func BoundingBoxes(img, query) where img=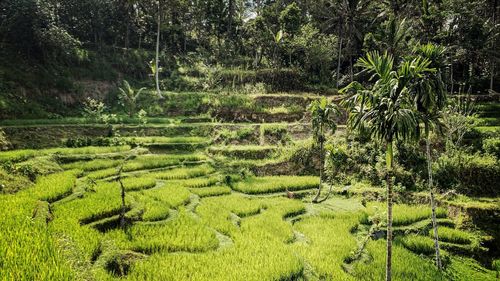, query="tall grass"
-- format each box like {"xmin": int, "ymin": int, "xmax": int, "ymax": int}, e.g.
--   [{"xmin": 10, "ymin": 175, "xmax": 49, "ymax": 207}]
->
[
  {"xmin": 0, "ymin": 193, "xmax": 75, "ymax": 280},
  {"xmin": 190, "ymin": 186, "xmax": 232, "ymax": 198},
  {"xmin": 367, "ymin": 203, "xmax": 447, "ymax": 226},
  {"xmin": 63, "ymin": 159, "xmax": 121, "ymax": 171},
  {"xmin": 139, "ymin": 183, "xmax": 191, "ymax": 221},
  {"xmin": 351, "ymin": 240, "xmax": 445, "ymax": 280},
  {"xmin": 150, "ymin": 164, "xmax": 215, "ymax": 180},
  {"xmin": 292, "ymin": 213, "xmax": 360, "ymax": 281},
  {"xmin": 232, "ymin": 176, "xmax": 319, "ymax": 194},
  {"xmin": 0, "ymin": 146, "xmax": 130, "ymax": 162},
  {"xmin": 399, "ymin": 235, "xmax": 435, "ymax": 255},
  {"xmin": 31, "ymin": 170, "xmax": 80, "ymax": 202},
  {"xmin": 430, "ymin": 227, "xmax": 473, "ymax": 245},
  {"xmin": 123, "ymin": 154, "xmax": 207, "ymax": 172},
  {"xmin": 122, "ymin": 208, "xmax": 218, "ymax": 254}
]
